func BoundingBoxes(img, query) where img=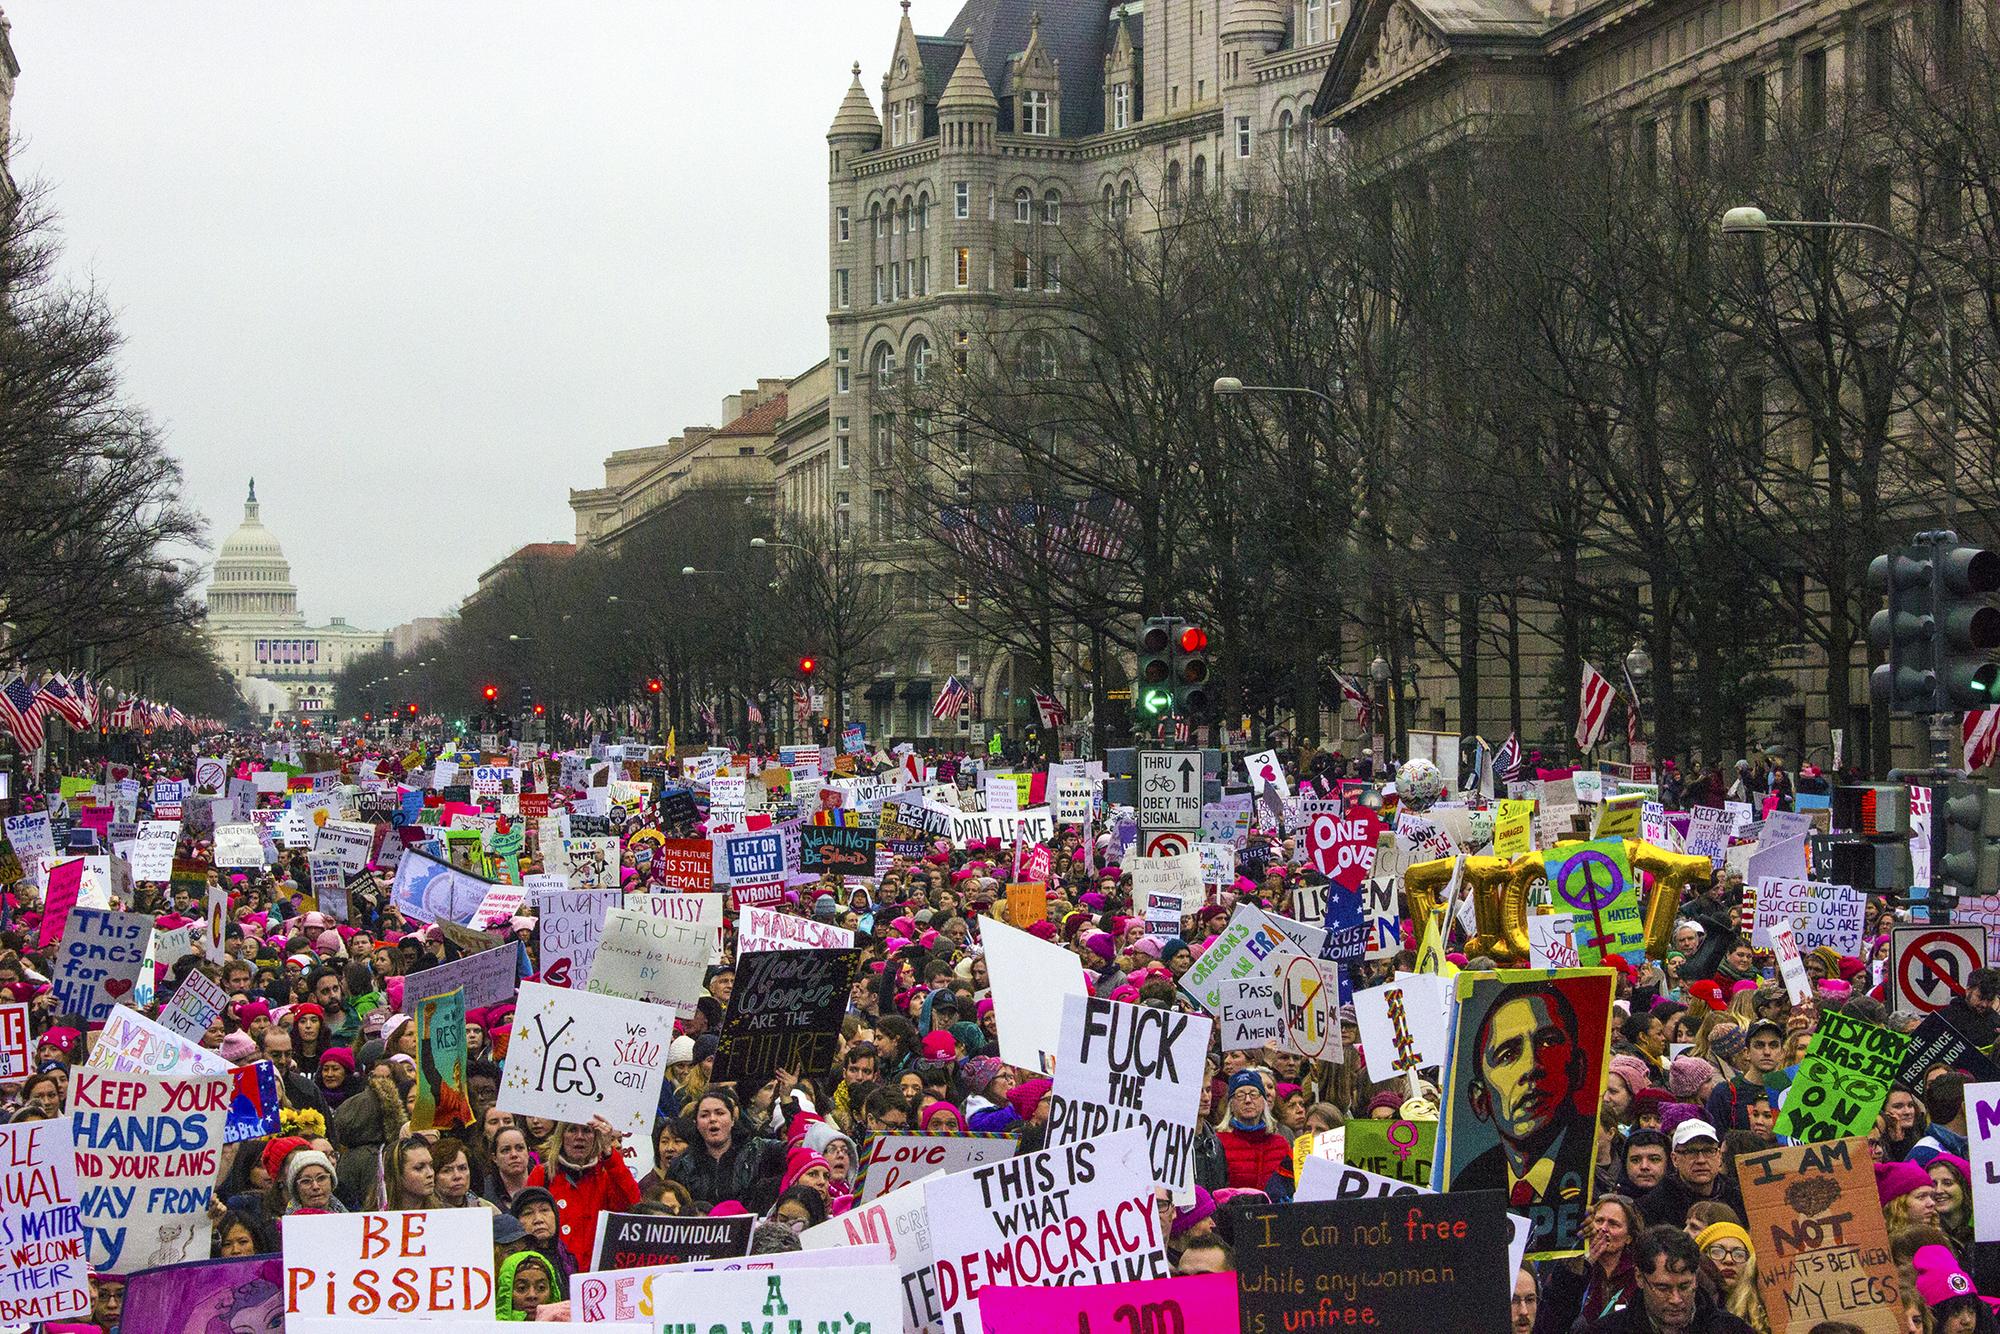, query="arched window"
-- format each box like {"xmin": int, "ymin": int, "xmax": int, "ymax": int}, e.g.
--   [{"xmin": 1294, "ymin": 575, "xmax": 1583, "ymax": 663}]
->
[
  {"xmin": 1165, "ymin": 161, "xmax": 1183, "ymax": 210},
  {"xmin": 1119, "ymin": 180, "xmax": 1133, "ymax": 221},
  {"xmin": 916, "ymin": 194, "xmax": 929, "ymax": 231},
  {"xmin": 871, "ymin": 203, "xmax": 884, "ymax": 238},
  {"xmin": 1192, "ymin": 156, "xmax": 1208, "ymax": 195},
  {"xmin": 872, "ymin": 342, "xmax": 898, "ymax": 386},
  {"xmin": 1103, "ymin": 184, "xmax": 1116, "ymax": 222},
  {"xmin": 1043, "ymin": 189, "xmax": 1062, "ymax": 224},
  {"xmin": 1279, "ymin": 110, "xmax": 1295, "ymax": 152},
  {"xmin": 1015, "ymin": 187, "xmax": 1033, "ymax": 223},
  {"xmin": 909, "ymin": 336, "xmax": 932, "ymax": 384}
]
